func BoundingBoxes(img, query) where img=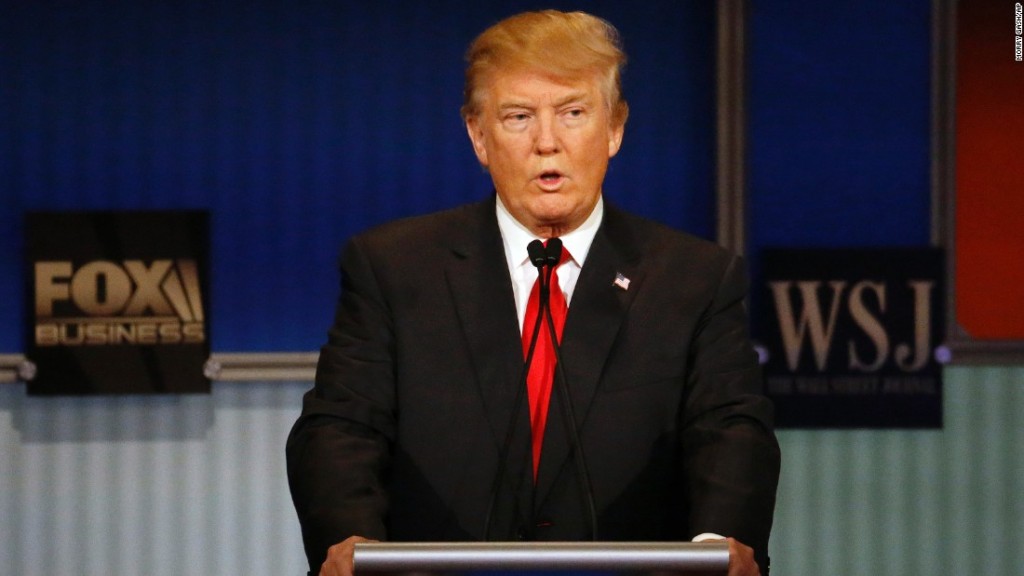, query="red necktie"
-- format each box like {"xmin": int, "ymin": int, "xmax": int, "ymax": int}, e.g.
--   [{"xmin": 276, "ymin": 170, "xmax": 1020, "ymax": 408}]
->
[{"xmin": 522, "ymin": 243, "xmax": 570, "ymax": 481}]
